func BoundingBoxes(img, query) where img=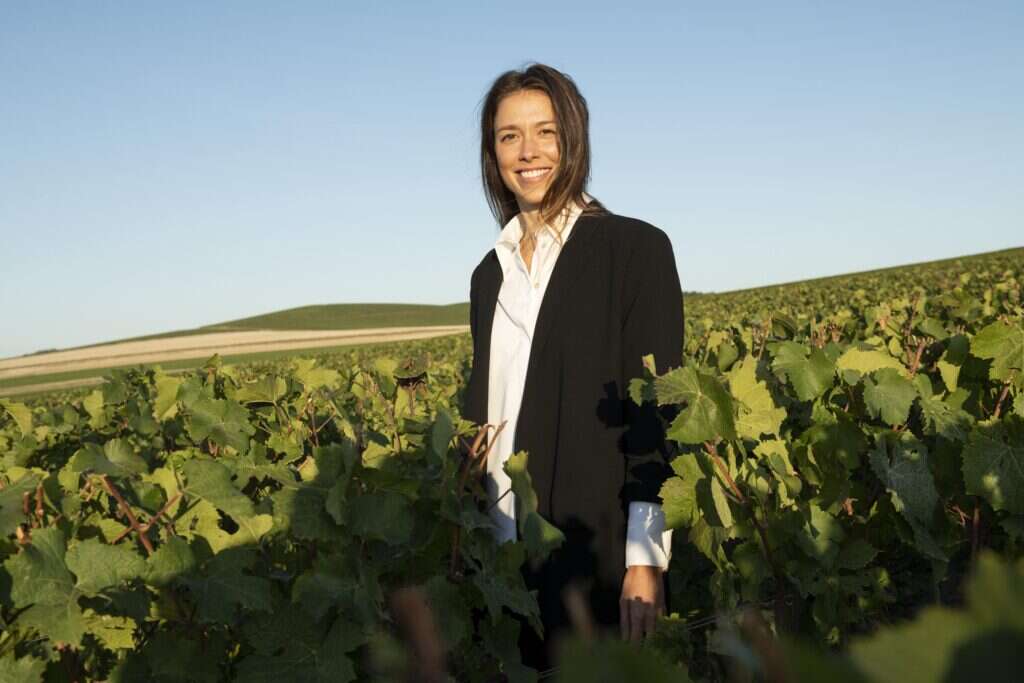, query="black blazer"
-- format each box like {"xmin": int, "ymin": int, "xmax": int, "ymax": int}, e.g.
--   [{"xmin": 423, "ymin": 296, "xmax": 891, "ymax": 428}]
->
[{"xmin": 461, "ymin": 210, "xmax": 685, "ymax": 588}]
